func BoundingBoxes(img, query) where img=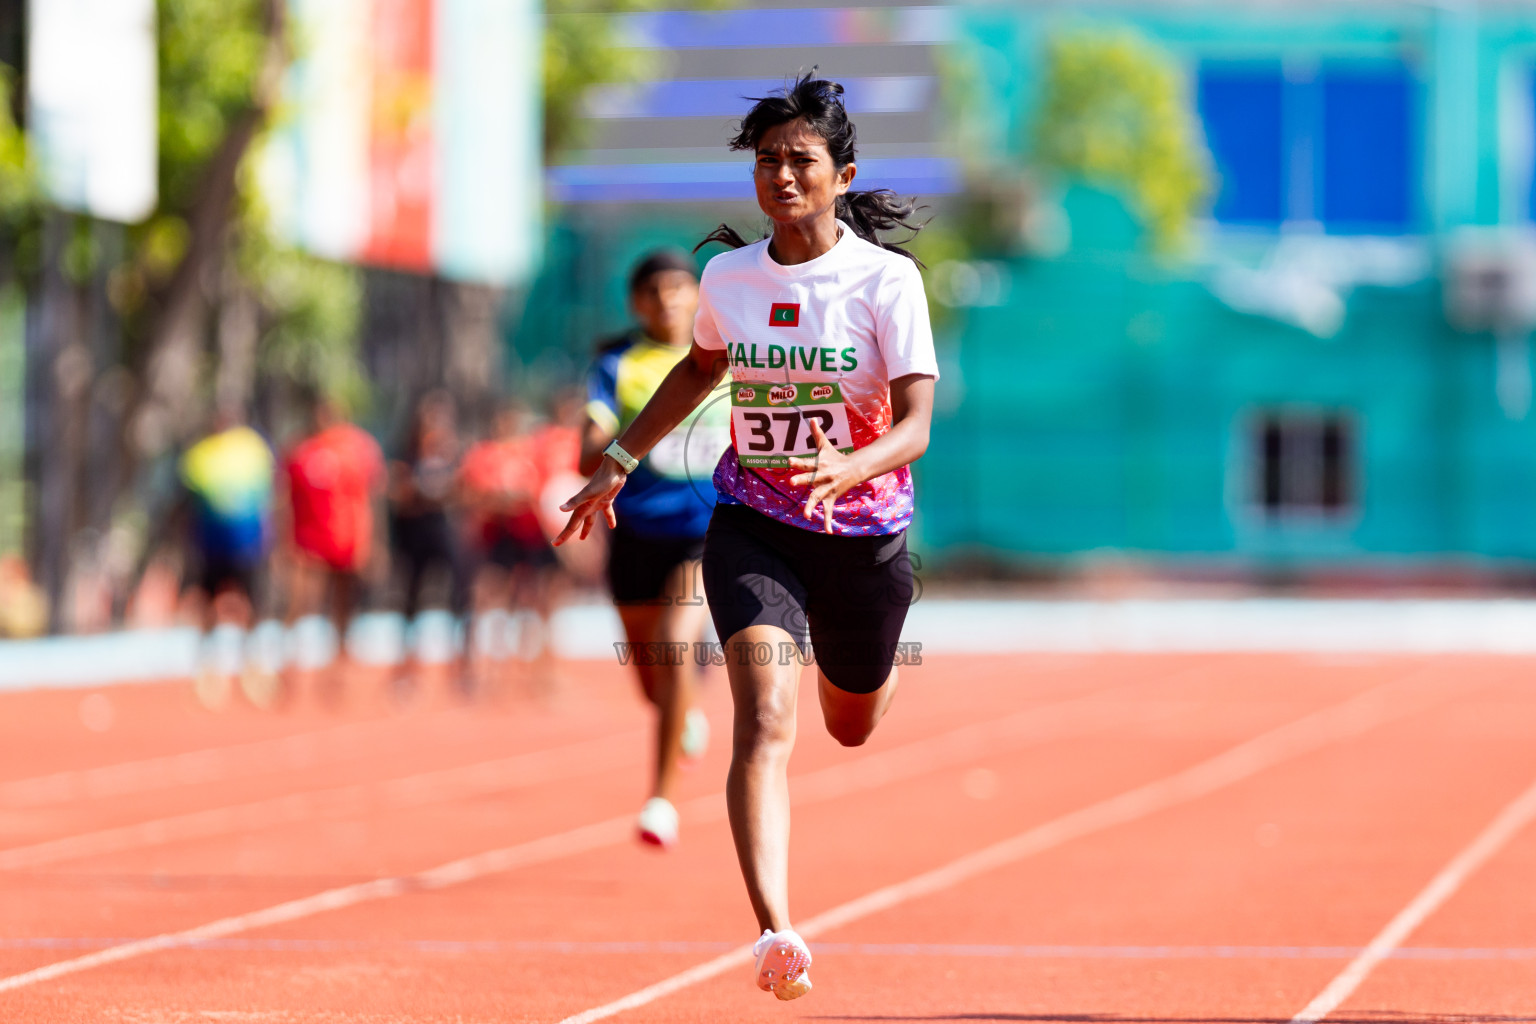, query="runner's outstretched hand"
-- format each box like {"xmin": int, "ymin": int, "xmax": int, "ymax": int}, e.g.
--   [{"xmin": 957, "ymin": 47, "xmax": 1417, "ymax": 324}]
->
[
  {"xmin": 555, "ymin": 459, "xmax": 625, "ymax": 544},
  {"xmin": 788, "ymin": 419, "xmax": 859, "ymax": 534}
]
